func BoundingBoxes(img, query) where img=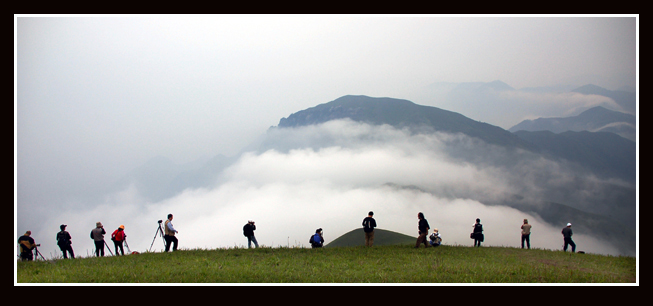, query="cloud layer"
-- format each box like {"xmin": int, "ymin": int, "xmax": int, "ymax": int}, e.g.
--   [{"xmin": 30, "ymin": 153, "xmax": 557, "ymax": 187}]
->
[{"xmin": 27, "ymin": 120, "xmax": 627, "ymax": 258}]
